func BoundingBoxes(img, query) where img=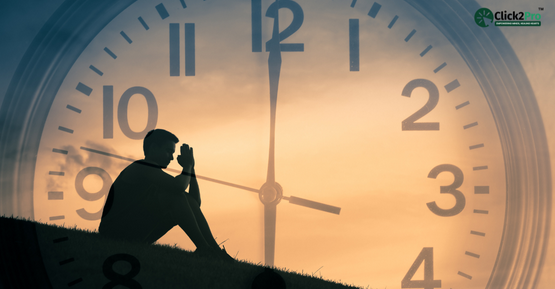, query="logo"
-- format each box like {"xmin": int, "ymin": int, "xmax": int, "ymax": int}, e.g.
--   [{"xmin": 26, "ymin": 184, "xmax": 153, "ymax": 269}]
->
[
  {"xmin": 475, "ymin": 8, "xmax": 542, "ymax": 27},
  {"xmin": 475, "ymin": 8, "xmax": 494, "ymax": 27}
]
